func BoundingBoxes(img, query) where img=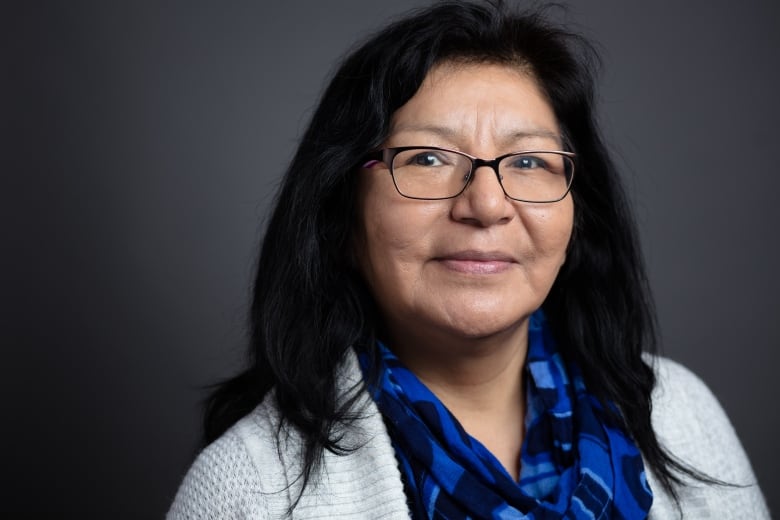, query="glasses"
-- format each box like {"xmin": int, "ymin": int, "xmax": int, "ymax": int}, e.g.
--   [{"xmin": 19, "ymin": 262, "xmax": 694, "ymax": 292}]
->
[{"xmin": 363, "ymin": 146, "xmax": 575, "ymax": 203}]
